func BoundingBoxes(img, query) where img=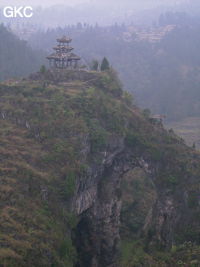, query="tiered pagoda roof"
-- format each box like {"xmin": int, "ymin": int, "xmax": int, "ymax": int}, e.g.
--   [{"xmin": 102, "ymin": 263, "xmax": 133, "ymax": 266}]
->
[
  {"xmin": 53, "ymin": 46, "xmax": 74, "ymax": 52},
  {"xmin": 46, "ymin": 52, "xmax": 81, "ymax": 61},
  {"xmin": 46, "ymin": 36, "xmax": 81, "ymax": 69},
  {"xmin": 56, "ymin": 36, "xmax": 72, "ymax": 43}
]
